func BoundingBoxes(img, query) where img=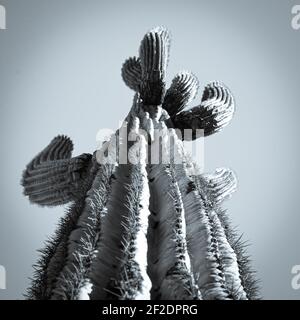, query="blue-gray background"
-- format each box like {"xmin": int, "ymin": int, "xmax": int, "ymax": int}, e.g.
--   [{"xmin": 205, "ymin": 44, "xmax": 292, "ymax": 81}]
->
[{"xmin": 0, "ymin": 0, "xmax": 299, "ymax": 299}]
